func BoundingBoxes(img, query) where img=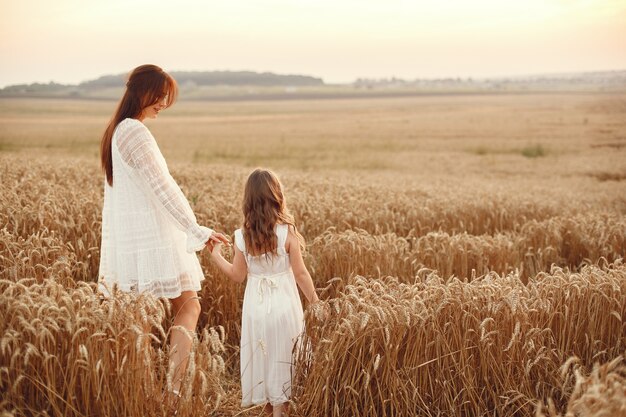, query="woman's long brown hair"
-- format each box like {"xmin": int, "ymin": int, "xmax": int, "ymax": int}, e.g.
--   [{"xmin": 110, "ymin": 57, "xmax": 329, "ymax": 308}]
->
[
  {"xmin": 100, "ymin": 64, "xmax": 178, "ymax": 186},
  {"xmin": 242, "ymin": 169, "xmax": 305, "ymax": 256}
]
